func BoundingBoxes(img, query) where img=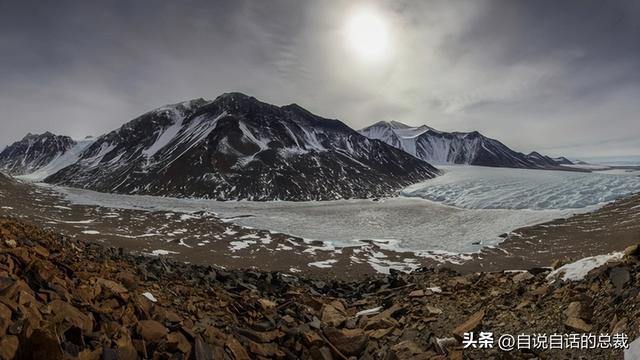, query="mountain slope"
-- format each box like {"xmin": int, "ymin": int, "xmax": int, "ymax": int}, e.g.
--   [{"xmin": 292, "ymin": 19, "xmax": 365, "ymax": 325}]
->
[
  {"xmin": 360, "ymin": 121, "xmax": 567, "ymax": 169},
  {"xmin": 0, "ymin": 132, "xmax": 82, "ymax": 176},
  {"xmin": 45, "ymin": 94, "xmax": 440, "ymax": 200}
]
